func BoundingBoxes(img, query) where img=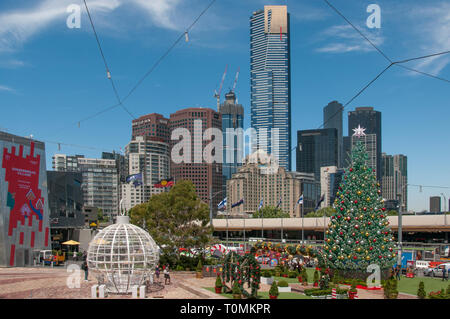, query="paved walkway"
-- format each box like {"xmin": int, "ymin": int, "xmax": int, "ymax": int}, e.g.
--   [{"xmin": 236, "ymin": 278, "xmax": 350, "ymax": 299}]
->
[
  {"xmin": 0, "ymin": 267, "xmax": 418, "ymax": 299},
  {"xmin": 0, "ymin": 267, "xmax": 224, "ymax": 299}
]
